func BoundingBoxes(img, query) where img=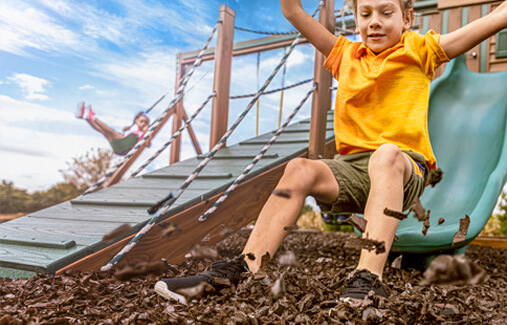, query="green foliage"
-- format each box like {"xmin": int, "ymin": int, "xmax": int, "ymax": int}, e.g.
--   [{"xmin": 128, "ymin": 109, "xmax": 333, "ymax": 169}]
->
[
  {"xmin": 497, "ymin": 190, "xmax": 507, "ymax": 236},
  {"xmin": 1, "ymin": 148, "xmax": 114, "ymax": 215},
  {"xmin": 0, "ymin": 180, "xmax": 81, "ymax": 214}
]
